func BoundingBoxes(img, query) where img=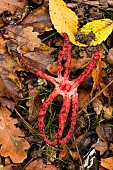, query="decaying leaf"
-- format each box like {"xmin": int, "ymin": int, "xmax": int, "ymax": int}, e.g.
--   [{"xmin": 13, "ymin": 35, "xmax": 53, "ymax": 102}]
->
[
  {"xmin": 107, "ymin": 48, "xmax": 113, "ymax": 65},
  {"xmin": 101, "ymin": 157, "xmax": 113, "ymax": 170},
  {"xmin": 19, "ymin": 44, "xmax": 55, "ymax": 72},
  {"xmin": 17, "ymin": 26, "xmax": 41, "ymax": 51},
  {"xmin": 25, "ymin": 158, "xmax": 59, "ymax": 170},
  {"xmin": 78, "ymin": 89, "xmax": 91, "ymax": 111},
  {"xmin": 22, "ymin": 5, "xmax": 52, "ymax": 33},
  {"xmin": 92, "ymin": 141, "xmax": 108, "ymax": 155},
  {"xmin": 47, "ymin": 62, "xmax": 57, "ymax": 75},
  {"xmin": 90, "ymin": 58, "xmax": 107, "ymax": 97},
  {"xmin": 49, "ymin": 0, "xmax": 85, "ymax": 46},
  {"xmin": 31, "ymin": 0, "xmax": 43, "ymax": 5},
  {"xmin": 0, "ymin": 0, "xmax": 27, "ymax": 14},
  {"xmin": 92, "ymin": 98, "xmax": 103, "ymax": 115},
  {"xmin": 0, "ymin": 54, "xmax": 23, "ymax": 101},
  {"xmin": 26, "ymin": 86, "xmax": 42, "ymax": 121},
  {"xmin": 59, "ymin": 144, "xmax": 70, "ymax": 160},
  {"xmin": 81, "ymin": 19, "xmax": 113, "ymax": 46},
  {"xmin": 96, "ymin": 124, "xmax": 113, "ymax": 143},
  {"xmin": 0, "ymin": 107, "xmax": 30, "ymax": 163},
  {"xmin": 103, "ymin": 105, "xmax": 113, "ymax": 120}
]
